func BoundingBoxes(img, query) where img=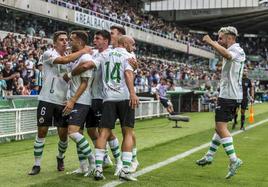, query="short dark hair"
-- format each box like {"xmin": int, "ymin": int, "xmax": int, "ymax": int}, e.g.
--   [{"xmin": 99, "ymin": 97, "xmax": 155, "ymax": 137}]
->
[
  {"xmin": 95, "ymin": 30, "xmax": 111, "ymax": 44},
  {"xmin": 110, "ymin": 25, "xmax": 126, "ymax": 35},
  {"xmin": 71, "ymin": 30, "xmax": 89, "ymax": 44},
  {"xmin": 53, "ymin": 31, "xmax": 67, "ymax": 43}
]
